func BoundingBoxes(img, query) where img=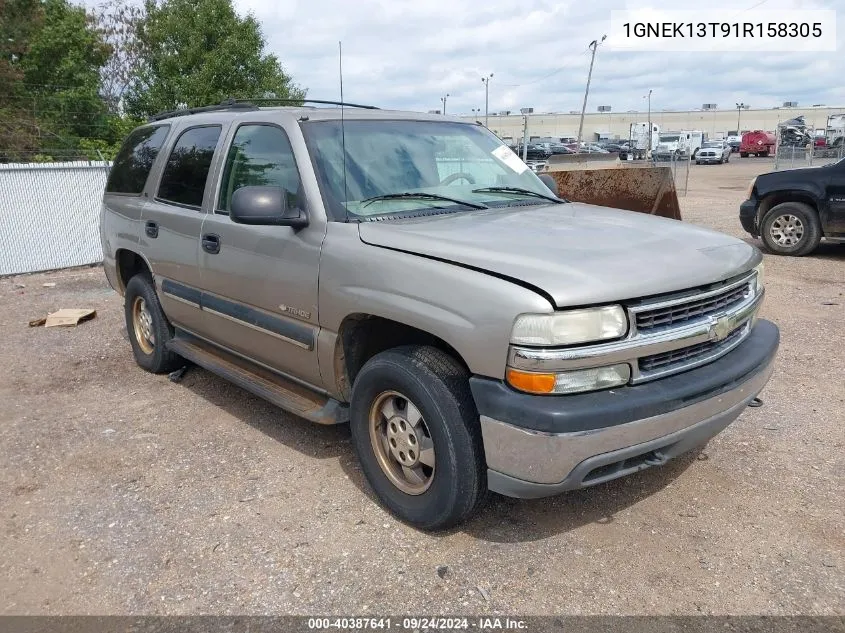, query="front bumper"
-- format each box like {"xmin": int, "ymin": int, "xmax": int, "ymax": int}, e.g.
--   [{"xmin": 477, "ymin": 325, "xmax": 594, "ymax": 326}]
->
[
  {"xmin": 740, "ymin": 197, "xmax": 759, "ymax": 236},
  {"xmin": 470, "ymin": 319, "xmax": 779, "ymax": 498}
]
